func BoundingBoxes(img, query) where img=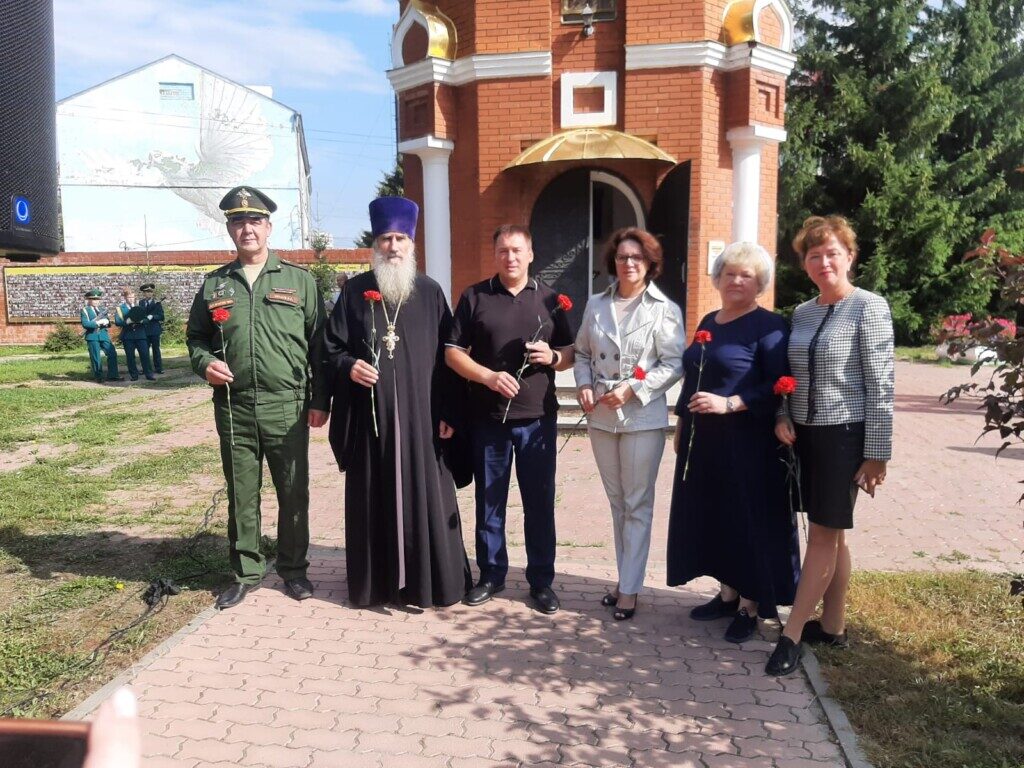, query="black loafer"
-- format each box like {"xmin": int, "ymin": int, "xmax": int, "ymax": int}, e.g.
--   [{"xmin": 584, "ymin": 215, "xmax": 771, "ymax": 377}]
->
[
  {"xmin": 690, "ymin": 594, "xmax": 740, "ymax": 621},
  {"xmin": 463, "ymin": 580, "xmax": 505, "ymax": 606},
  {"xmin": 801, "ymin": 619, "xmax": 849, "ymax": 648},
  {"xmin": 284, "ymin": 577, "xmax": 314, "ymax": 601},
  {"xmin": 724, "ymin": 608, "xmax": 759, "ymax": 643},
  {"xmin": 765, "ymin": 636, "xmax": 803, "ymax": 676},
  {"xmin": 215, "ymin": 583, "xmax": 257, "ymax": 610},
  {"xmin": 529, "ymin": 586, "xmax": 560, "ymax": 614}
]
